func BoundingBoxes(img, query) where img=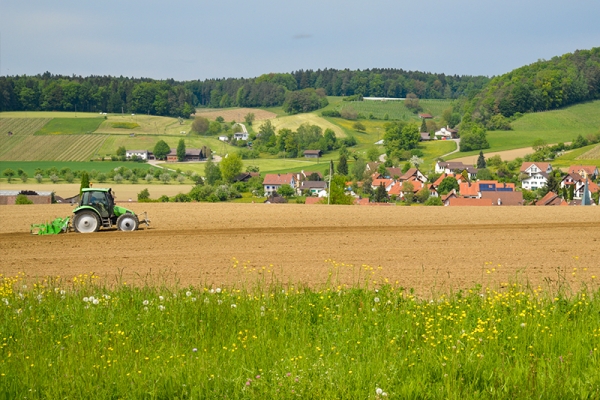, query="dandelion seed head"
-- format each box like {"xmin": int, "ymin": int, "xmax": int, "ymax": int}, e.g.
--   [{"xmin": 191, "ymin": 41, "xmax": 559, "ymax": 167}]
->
[
  {"xmin": 186, "ymin": 291, "xmax": 192, "ymax": 297},
  {"xmin": 142, "ymin": 300, "xmax": 149, "ymax": 306}
]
